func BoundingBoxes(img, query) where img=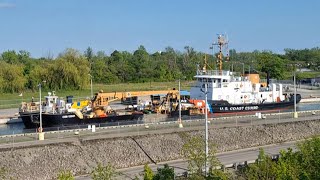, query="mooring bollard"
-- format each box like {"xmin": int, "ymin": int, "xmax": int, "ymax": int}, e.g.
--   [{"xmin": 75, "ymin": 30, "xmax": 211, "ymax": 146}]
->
[{"xmin": 258, "ymin": 112, "xmax": 262, "ymax": 119}]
